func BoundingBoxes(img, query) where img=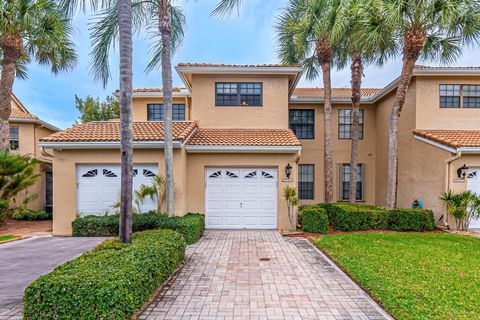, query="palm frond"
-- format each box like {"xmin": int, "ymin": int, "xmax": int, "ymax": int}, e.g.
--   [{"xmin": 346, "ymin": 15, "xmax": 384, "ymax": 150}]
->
[{"xmin": 211, "ymin": 0, "xmax": 242, "ymax": 18}]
